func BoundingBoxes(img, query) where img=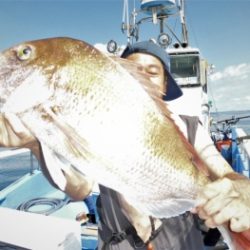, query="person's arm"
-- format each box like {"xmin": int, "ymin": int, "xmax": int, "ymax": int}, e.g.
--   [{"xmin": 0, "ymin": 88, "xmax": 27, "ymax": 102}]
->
[
  {"xmin": 0, "ymin": 113, "xmax": 94, "ymax": 200},
  {"xmin": 195, "ymin": 172, "xmax": 250, "ymax": 232},
  {"xmin": 194, "ymin": 124, "xmax": 250, "ymax": 232},
  {"xmin": 194, "ymin": 123, "xmax": 234, "ymax": 179}
]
